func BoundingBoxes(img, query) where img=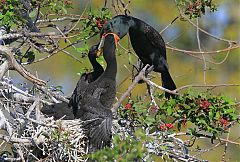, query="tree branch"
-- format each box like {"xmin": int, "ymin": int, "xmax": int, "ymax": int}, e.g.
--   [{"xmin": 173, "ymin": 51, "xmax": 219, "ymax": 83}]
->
[
  {"xmin": 175, "ymin": 84, "xmax": 240, "ymax": 92},
  {"xmin": 0, "ymin": 45, "xmax": 46, "ymax": 85}
]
